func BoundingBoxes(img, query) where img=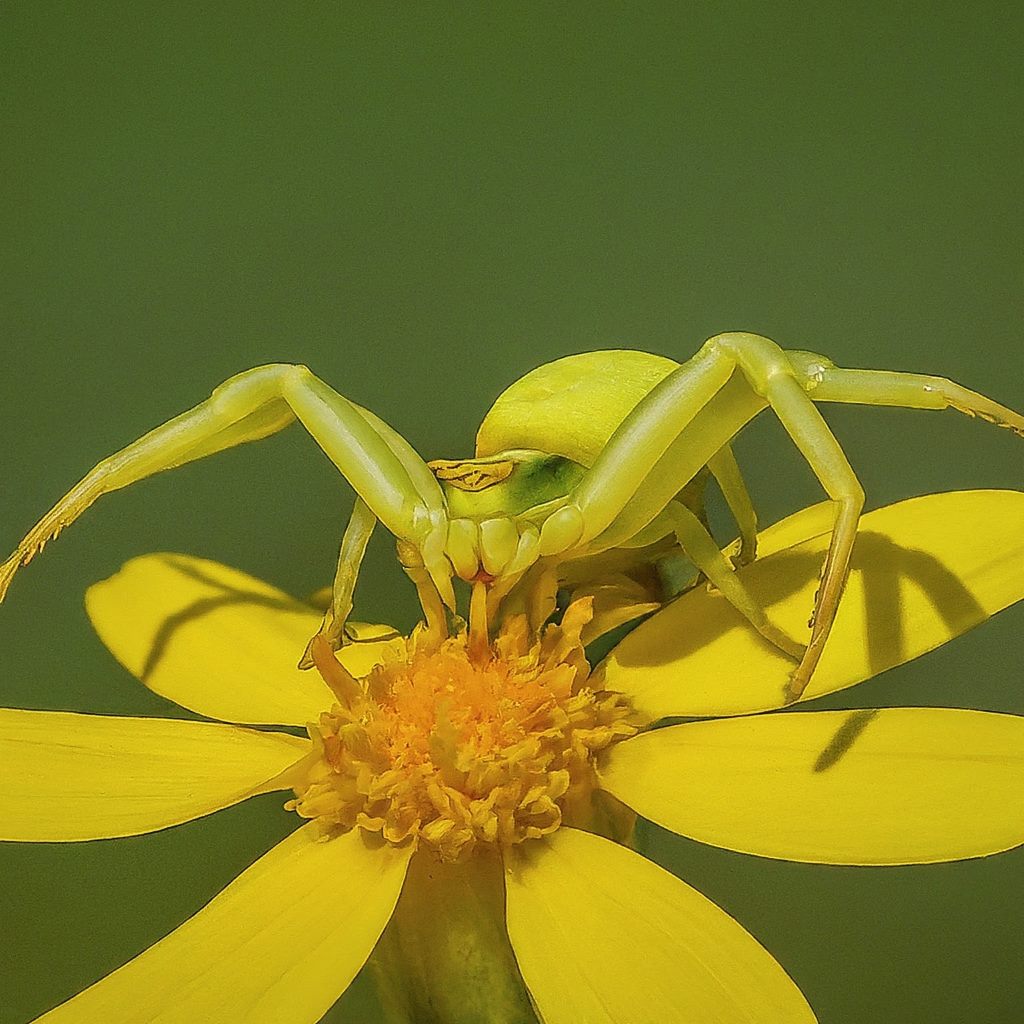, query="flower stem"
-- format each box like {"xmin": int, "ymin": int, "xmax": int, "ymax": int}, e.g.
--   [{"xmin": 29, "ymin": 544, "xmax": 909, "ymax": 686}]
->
[{"xmin": 368, "ymin": 848, "xmax": 540, "ymax": 1024}]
